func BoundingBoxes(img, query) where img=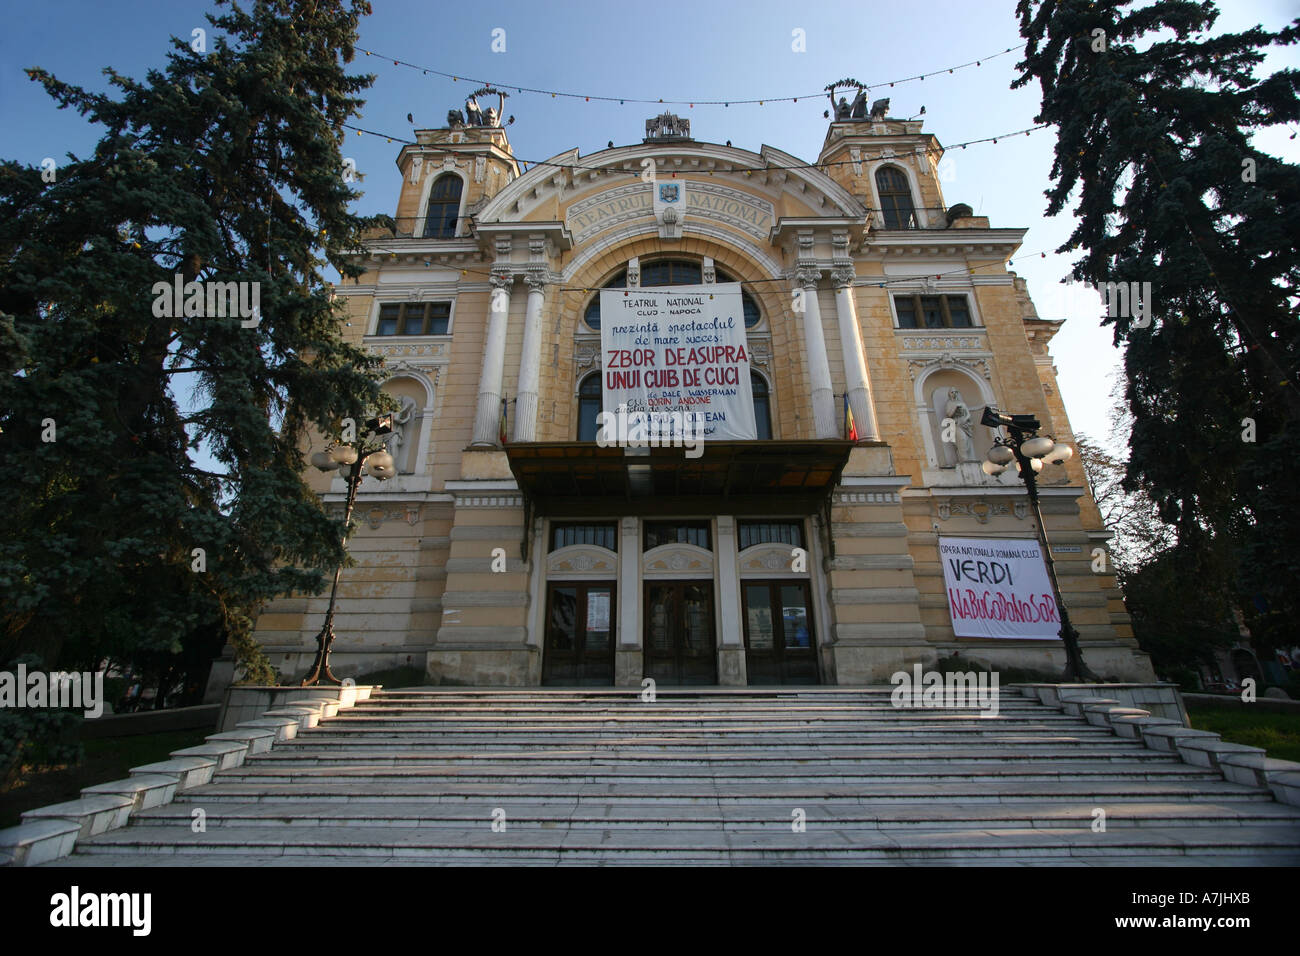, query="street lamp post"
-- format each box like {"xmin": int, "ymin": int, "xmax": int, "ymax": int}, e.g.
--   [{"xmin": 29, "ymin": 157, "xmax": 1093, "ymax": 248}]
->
[
  {"xmin": 300, "ymin": 415, "xmax": 396, "ymax": 686},
  {"xmin": 979, "ymin": 407, "xmax": 1097, "ymax": 683}
]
